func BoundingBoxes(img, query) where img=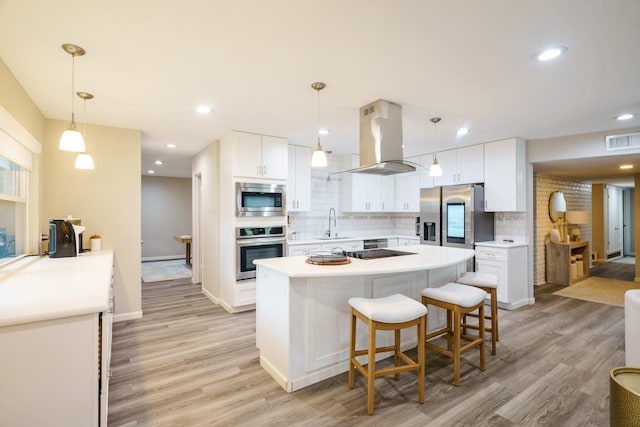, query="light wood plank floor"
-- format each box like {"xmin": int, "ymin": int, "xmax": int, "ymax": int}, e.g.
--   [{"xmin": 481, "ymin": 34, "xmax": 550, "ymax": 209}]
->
[{"xmin": 108, "ymin": 279, "xmax": 624, "ymax": 426}]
